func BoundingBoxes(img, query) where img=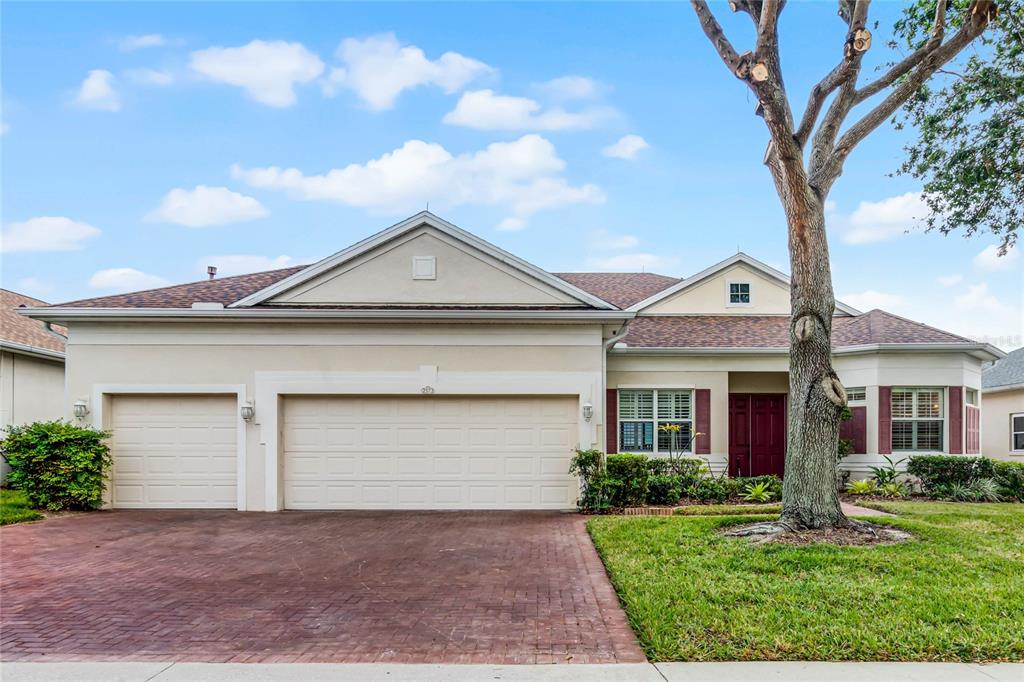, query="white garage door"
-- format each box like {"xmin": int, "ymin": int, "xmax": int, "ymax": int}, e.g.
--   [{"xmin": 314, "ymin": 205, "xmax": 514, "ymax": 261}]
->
[
  {"xmin": 283, "ymin": 395, "xmax": 578, "ymax": 509},
  {"xmin": 109, "ymin": 395, "xmax": 237, "ymax": 508}
]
